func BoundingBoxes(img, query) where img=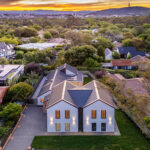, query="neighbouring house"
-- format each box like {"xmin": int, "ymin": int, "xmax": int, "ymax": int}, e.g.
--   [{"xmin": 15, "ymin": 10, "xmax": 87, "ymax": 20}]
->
[
  {"xmin": 92, "ymin": 29, "xmax": 99, "ymax": 35},
  {"xmin": 111, "ymin": 60, "xmax": 133, "ymax": 70},
  {"xmin": 117, "ymin": 47, "xmax": 146, "ymax": 59},
  {"xmin": 106, "ymin": 73, "xmax": 149, "ymax": 96},
  {"xmin": 0, "ymin": 86, "xmax": 9, "ymax": 104},
  {"xmin": 113, "ymin": 41, "xmax": 122, "ymax": 50},
  {"xmin": 46, "ymin": 80, "xmax": 116, "ymax": 133},
  {"xmin": 32, "ymin": 64, "xmax": 83, "ymax": 106},
  {"xmin": 105, "ymin": 48, "xmax": 112, "ymax": 60},
  {"xmin": 0, "ymin": 65, "xmax": 24, "ymax": 85},
  {"xmin": 0, "ymin": 42, "xmax": 15, "ymax": 59},
  {"xmin": 130, "ymin": 55, "xmax": 150, "ymax": 63},
  {"xmin": 103, "ymin": 60, "xmax": 134, "ymax": 70},
  {"xmin": 18, "ymin": 42, "xmax": 62, "ymax": 50}
]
